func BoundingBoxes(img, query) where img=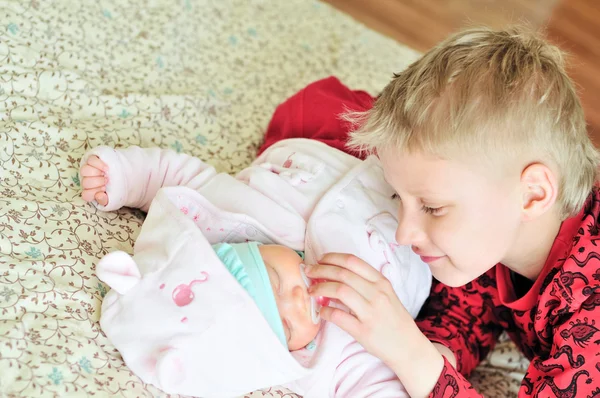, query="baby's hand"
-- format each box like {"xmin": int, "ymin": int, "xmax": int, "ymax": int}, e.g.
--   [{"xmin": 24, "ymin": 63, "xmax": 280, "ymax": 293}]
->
[{"xmin": 81, "ymin": 155, "xmax": 110, "ymax": 206}]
